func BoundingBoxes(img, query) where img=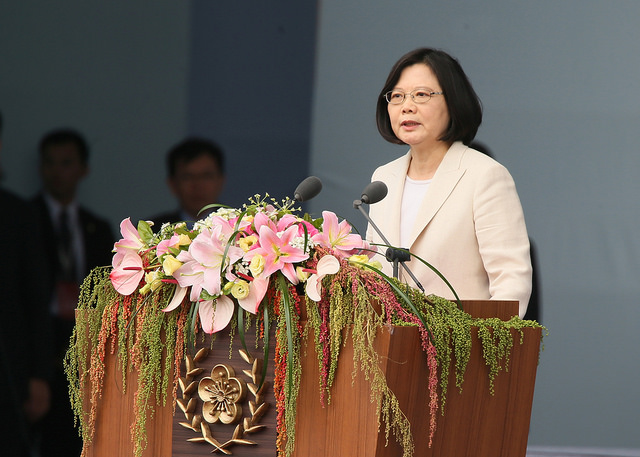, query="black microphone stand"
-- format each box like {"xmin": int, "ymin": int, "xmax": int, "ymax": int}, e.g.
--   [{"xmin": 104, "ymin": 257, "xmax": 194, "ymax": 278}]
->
[{"xmin": 353, "ymin": 199, "xmax": 425, "ymax": 293}]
